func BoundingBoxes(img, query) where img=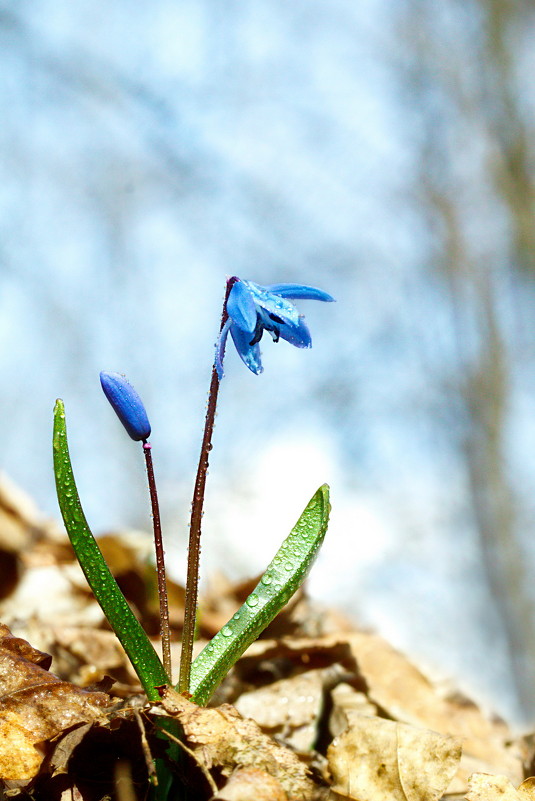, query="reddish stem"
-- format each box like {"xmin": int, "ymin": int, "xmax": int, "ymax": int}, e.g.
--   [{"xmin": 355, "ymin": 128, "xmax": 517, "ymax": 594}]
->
[
  {"xmin": 143, "ymin": 441, "xmax": 172, "ymax": 680},
  {"xmin": 178, "ymin": 277, "xmax": 238, "ymax": 694}
]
